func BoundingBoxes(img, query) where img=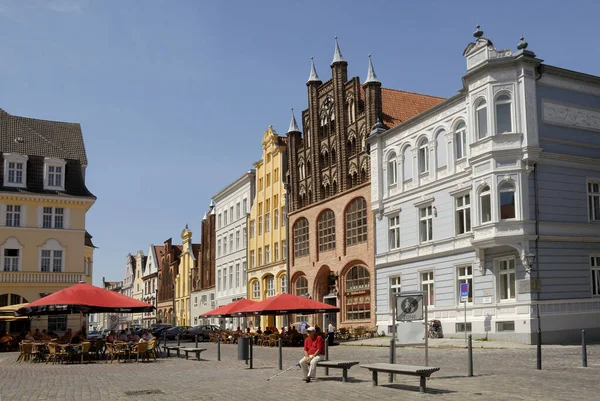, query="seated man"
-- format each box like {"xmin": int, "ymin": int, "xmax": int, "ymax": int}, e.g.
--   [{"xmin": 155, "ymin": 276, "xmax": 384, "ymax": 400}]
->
[
  {"xmin": 0, "ymin": 332, "xmax": 13, "ymax": 350},
  {"xmin": 141, "ymin": 330, "xmax": 153, "ymax": 342},
  {"xmin": 24, "ymin": 331, "xmax": 35, "ymax": 341},
  {"xmin": 299, "ymin": 327, "xmax": 324, "ymax": 383}
]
